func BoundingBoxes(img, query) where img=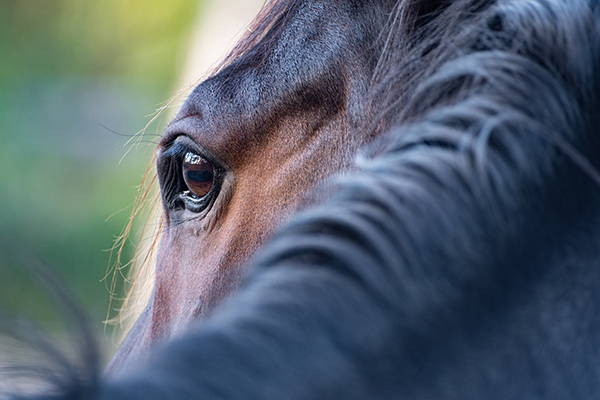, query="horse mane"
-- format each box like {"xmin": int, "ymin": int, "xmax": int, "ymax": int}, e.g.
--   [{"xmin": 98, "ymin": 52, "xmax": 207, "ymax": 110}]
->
[{"xmin": 13, "ymin": 0, "xmax": 600, "ymax": 397}]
